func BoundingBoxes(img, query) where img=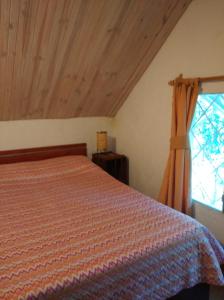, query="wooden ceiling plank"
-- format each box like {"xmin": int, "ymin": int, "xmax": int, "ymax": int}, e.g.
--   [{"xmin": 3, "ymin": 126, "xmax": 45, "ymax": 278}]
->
[
  {"xmin": 81, "ymin": 0, "xmax": 155, "ymax": 116},
  {"xmin": 87, "ymin": 0, "xmax": 190, "ymax": 117},
  {"xmin": 10, "ymin": 0, "xmax": 36, "ymax": 120},
  {"xmin": 17, "ymin": 0, "xmax": 41, "ymax": 119},
  {"xmin": 44, "ymin": 0, "xmax": 91, "ymax": 118},
  {"xmin": 64, "ymin": 0, "xmax": 131, "ymax": 118},
  {"xmin": 4, "ymin": 0, "xmax": 21, "ymax": 119},
  {"xmin": 9, "ymin": 0, "xmax": 27, "ymax": 120},
  {"xmin": 0, "ymin": 0, "xmax": 12, "ymax": 120},
  {"xmin": 38, "ymin": 0, "xmax": 80, "ymax": 118},
  {"xmin": 46, "ymin": 0, "xmax": 123, "ymax": 118},
  {"xmin": 109, "ymin": 0, "xmax": 192, "ymax": 116},
  {"xmin": 23, "ymin": 0, "xmax": 50, "ymax": 119},
  {"xmin": 0, "ymin": 0, "xmax": 192, "ymax": 120}
]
